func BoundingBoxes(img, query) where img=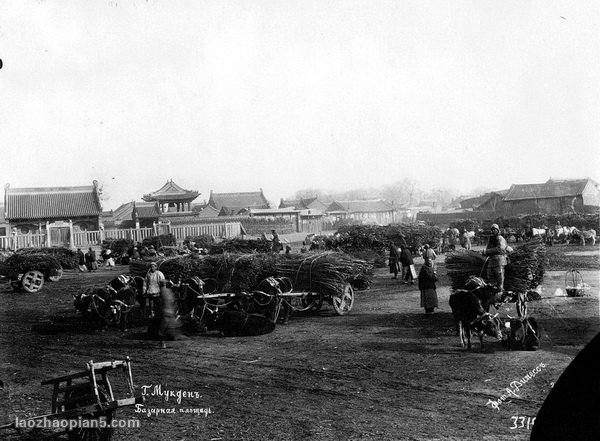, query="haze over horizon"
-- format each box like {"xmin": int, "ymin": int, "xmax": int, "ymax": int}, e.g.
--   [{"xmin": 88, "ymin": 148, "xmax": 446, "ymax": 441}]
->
[{"xmin": 1, "ymin": 1, "xmax": 598, "ymax": 211}]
